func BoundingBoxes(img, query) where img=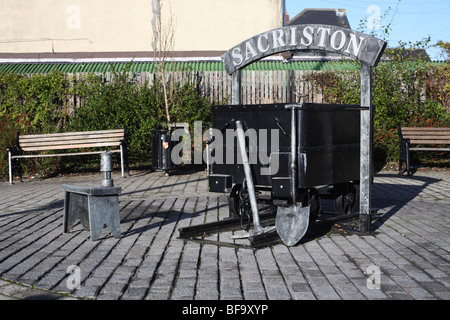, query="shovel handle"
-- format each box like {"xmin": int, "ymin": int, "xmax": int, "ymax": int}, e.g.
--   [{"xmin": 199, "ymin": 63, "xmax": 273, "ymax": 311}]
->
[
  {"xmin": 285, "ymin": 104, "xmax": 302, "ymax": 205},
  {"xmin": 290, "ymin": 106, "xmax": 297, "ymax": 205}
]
